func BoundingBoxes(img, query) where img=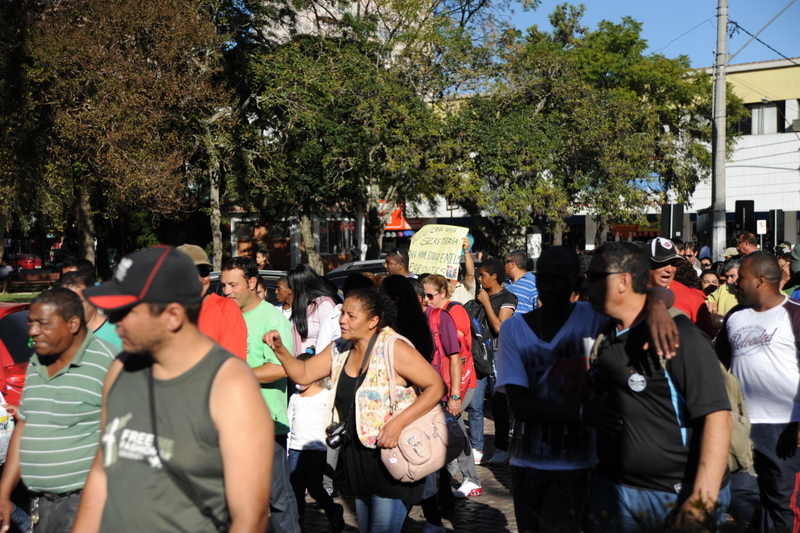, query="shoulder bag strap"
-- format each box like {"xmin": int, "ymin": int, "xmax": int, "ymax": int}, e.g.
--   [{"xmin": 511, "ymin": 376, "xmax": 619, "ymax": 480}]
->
[{"xmin": 148, "ymin": 366, "xmax": 228, "ymax": 533}]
